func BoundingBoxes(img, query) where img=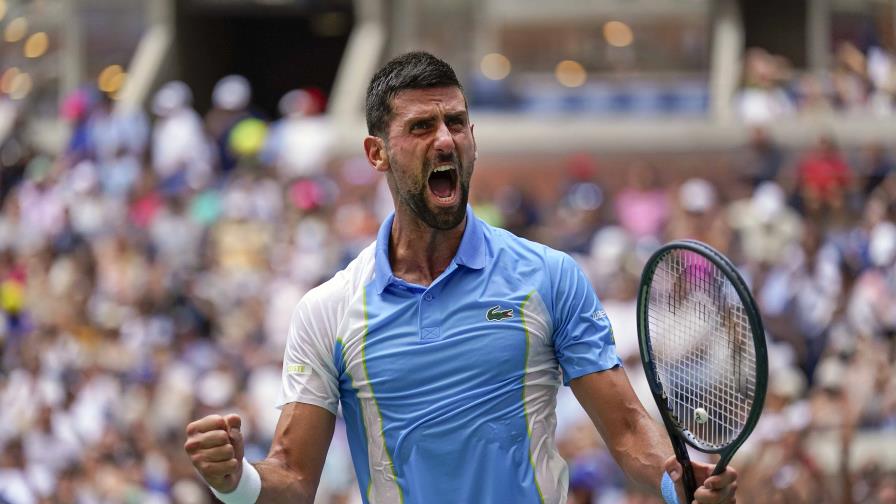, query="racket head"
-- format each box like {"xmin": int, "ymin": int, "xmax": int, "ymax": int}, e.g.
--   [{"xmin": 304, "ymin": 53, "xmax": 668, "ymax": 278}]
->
[{"xmin": 637, "ymin": 239, "xmax": 768, "ymax": 455}]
